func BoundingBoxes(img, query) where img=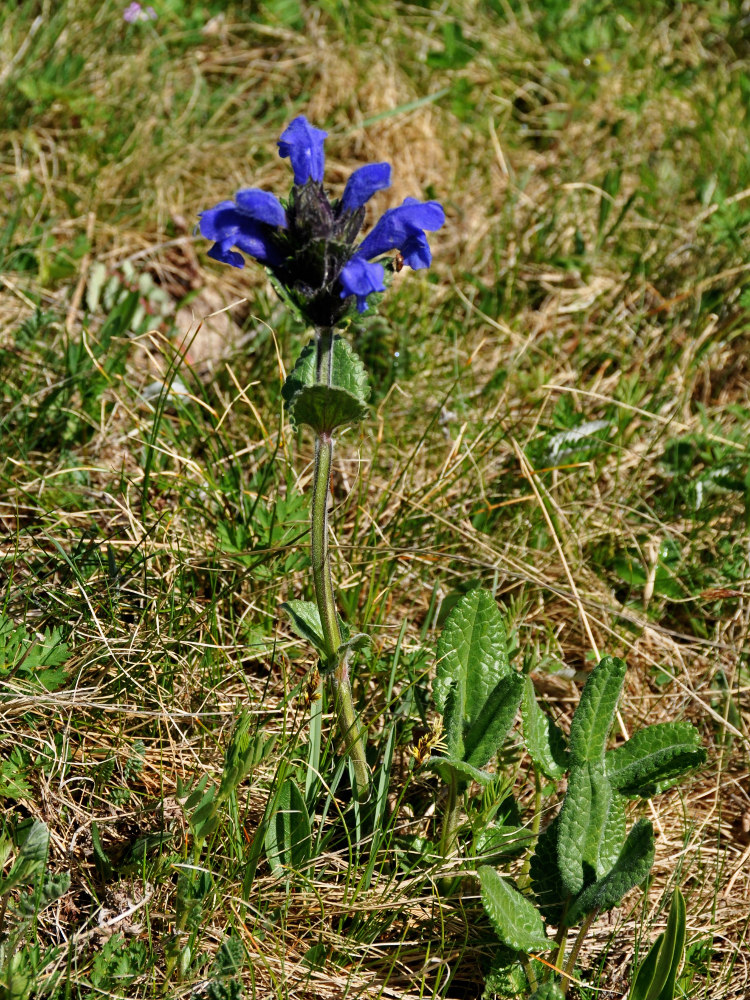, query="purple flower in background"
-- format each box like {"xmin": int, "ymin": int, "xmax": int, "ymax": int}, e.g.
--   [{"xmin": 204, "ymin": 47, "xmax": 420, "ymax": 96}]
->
[
  {"xmin": 124, "ymin": 2, "xmax": 156, "ymax": 22},
  {"xmin": 198, "ymin": 115, "xmax": 445, "ymax": 325}
]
